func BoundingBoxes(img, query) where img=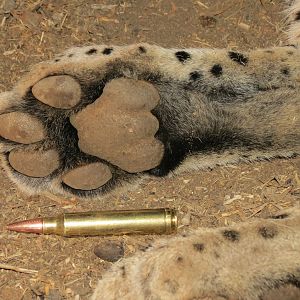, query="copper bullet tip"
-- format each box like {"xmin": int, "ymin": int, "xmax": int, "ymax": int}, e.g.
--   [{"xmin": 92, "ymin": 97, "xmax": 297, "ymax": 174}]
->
[{"xmin": 7, "ymin": 218, "xmax": 43, "ymax": 234}]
